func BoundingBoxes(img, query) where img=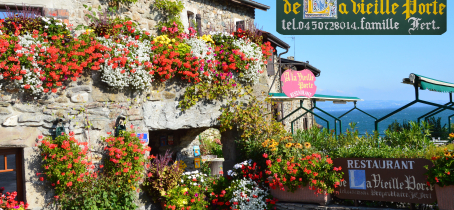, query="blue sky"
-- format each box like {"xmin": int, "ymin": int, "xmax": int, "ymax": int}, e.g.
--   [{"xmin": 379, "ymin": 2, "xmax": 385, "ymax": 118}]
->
[{"xmin": 255, "ymin": 1, "xmax": 453, "ymax": 102}]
